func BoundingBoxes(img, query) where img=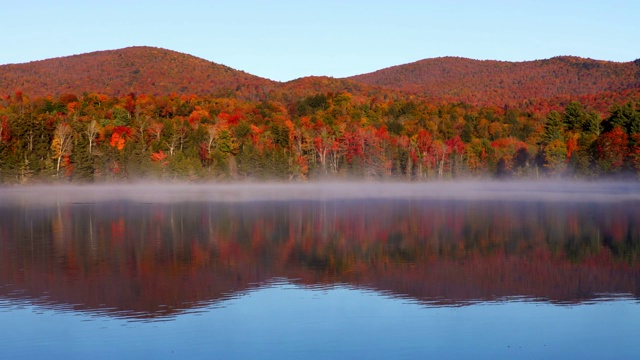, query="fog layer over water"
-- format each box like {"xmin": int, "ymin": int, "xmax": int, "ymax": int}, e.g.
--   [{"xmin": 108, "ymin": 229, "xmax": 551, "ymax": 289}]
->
[{"xmin": 1, "ymin": 180, "xmax": 639, "ymax": 204}]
